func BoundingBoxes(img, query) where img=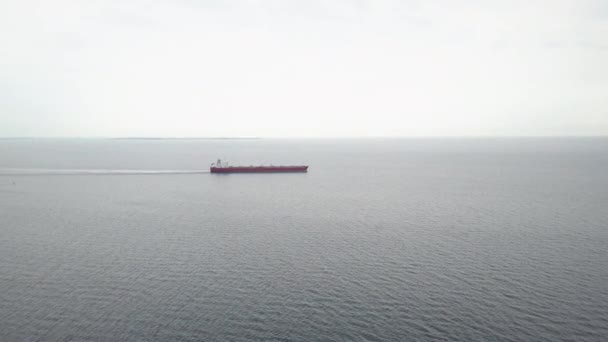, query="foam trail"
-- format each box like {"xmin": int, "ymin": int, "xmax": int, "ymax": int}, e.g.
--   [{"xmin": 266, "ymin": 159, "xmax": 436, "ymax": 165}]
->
[{"xmin": 0, "ymin": 168, "xmax": 209, "ymax": 176}]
